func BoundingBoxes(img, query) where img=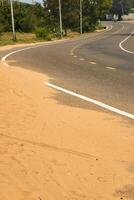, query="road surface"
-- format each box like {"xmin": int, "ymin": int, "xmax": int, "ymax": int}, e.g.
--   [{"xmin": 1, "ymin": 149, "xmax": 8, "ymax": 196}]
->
[
  {"xmin": 0, "ymin": 21, "xmax": 134, "ymax": 200},
  {"xmin": 2, "ymin": 21, "xmax": 134, "ymax": 119}
]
